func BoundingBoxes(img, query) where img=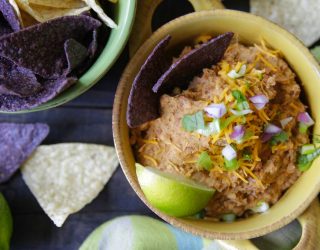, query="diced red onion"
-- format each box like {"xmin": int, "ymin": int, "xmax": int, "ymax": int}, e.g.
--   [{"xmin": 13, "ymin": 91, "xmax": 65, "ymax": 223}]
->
[
  {"xmin": 298, "ymin": 112, "xmax": 314, "ymax": 126},
  {"xmin": 265, "ymin": 123, "xmax": 282, "ymax": 134},
  {"xmin": 230, "ymin": 125, "xmax": 245, "ymax": 141},
  {"xmin": 280, "ymin": 117, "xmax": 293, "ymax": 128},
  {"xmin": 222, "ymin": 145, "xmax": 237, "ymax": 161},
  {"xmin": 261, "ymin": 132, "xmax": 273, "ymax": 143},
  {"xmin": 230, "ymin": 109, "xmax": 253, "ymax": 116},
  {"xmin": 249, "ymin": 94, "xmax": 269, "ymax": 110},
  {"xmin": 204, "ymin": 103, "xmax": 227, "ymax": 119}
]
